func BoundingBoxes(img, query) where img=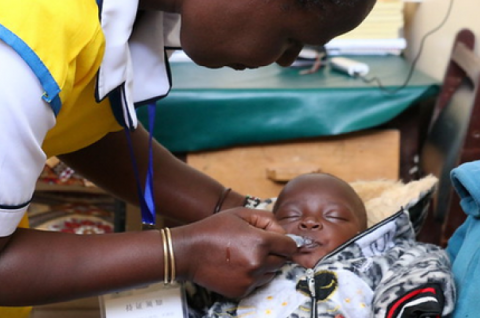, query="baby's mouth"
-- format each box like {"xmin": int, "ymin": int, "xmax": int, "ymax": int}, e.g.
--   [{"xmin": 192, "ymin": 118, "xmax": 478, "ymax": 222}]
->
[
  {"xmin": 301, "ymin": 237, "xmax": 315, "ymax": 246},
  {"xmin": 286, "ymin": 234, "xmax": 319, "ymax": 249},
  {"xmin": 299, "ymin": 239, "xmax": 321, "ymax": 251},
  {"xmin": 286, "ymin": 234, "xmax": 314, "ymax": 247}
]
